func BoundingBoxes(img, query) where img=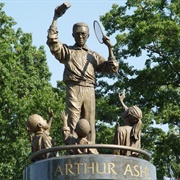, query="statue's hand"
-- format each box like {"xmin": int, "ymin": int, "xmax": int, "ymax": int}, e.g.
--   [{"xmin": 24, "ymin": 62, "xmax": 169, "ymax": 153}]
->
[
  {"xmin": 47, "ymin": 107, "xmax": 53, "ymax": 118},
  {"xmin": 119, "ymin": 89, "xmax": 126, "ymax": 102},
  {"xmin": 61, "ymin": 111, "xmax": 68, "ymax": 123},
  {"xmin": 103, "ymin": 36, "xmax": 113, "ymax": 48}
]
